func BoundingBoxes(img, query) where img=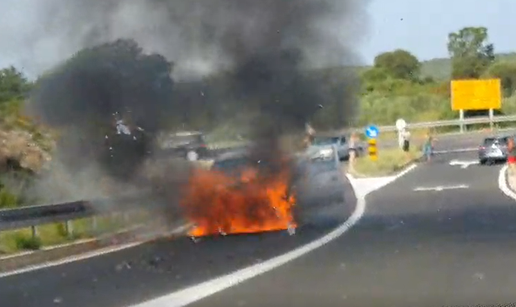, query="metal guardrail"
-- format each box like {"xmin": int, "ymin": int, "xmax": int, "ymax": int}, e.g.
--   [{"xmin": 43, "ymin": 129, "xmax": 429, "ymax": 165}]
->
[
  {"xmin": 207, "ymin": 115, "xmax": 516, "ymax": 149},
  {"xmin": 0, "ymin": 201, "xmax": 92, "ymax": 232},
  {"xmin": 366, "ymin": 115, "xmax": 516, "ymax": 133},
  {"xmin": 0, "ymin": 193, "xmax": 170, "ymax": 239}
]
